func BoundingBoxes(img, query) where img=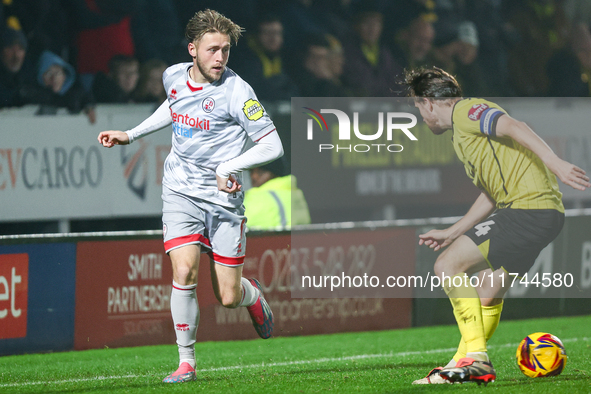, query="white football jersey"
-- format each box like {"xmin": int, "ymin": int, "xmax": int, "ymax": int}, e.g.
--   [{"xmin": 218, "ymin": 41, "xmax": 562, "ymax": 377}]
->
[{"xmin": 161, "ymin": 63, "xmax": 276, "ymax": 207}]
